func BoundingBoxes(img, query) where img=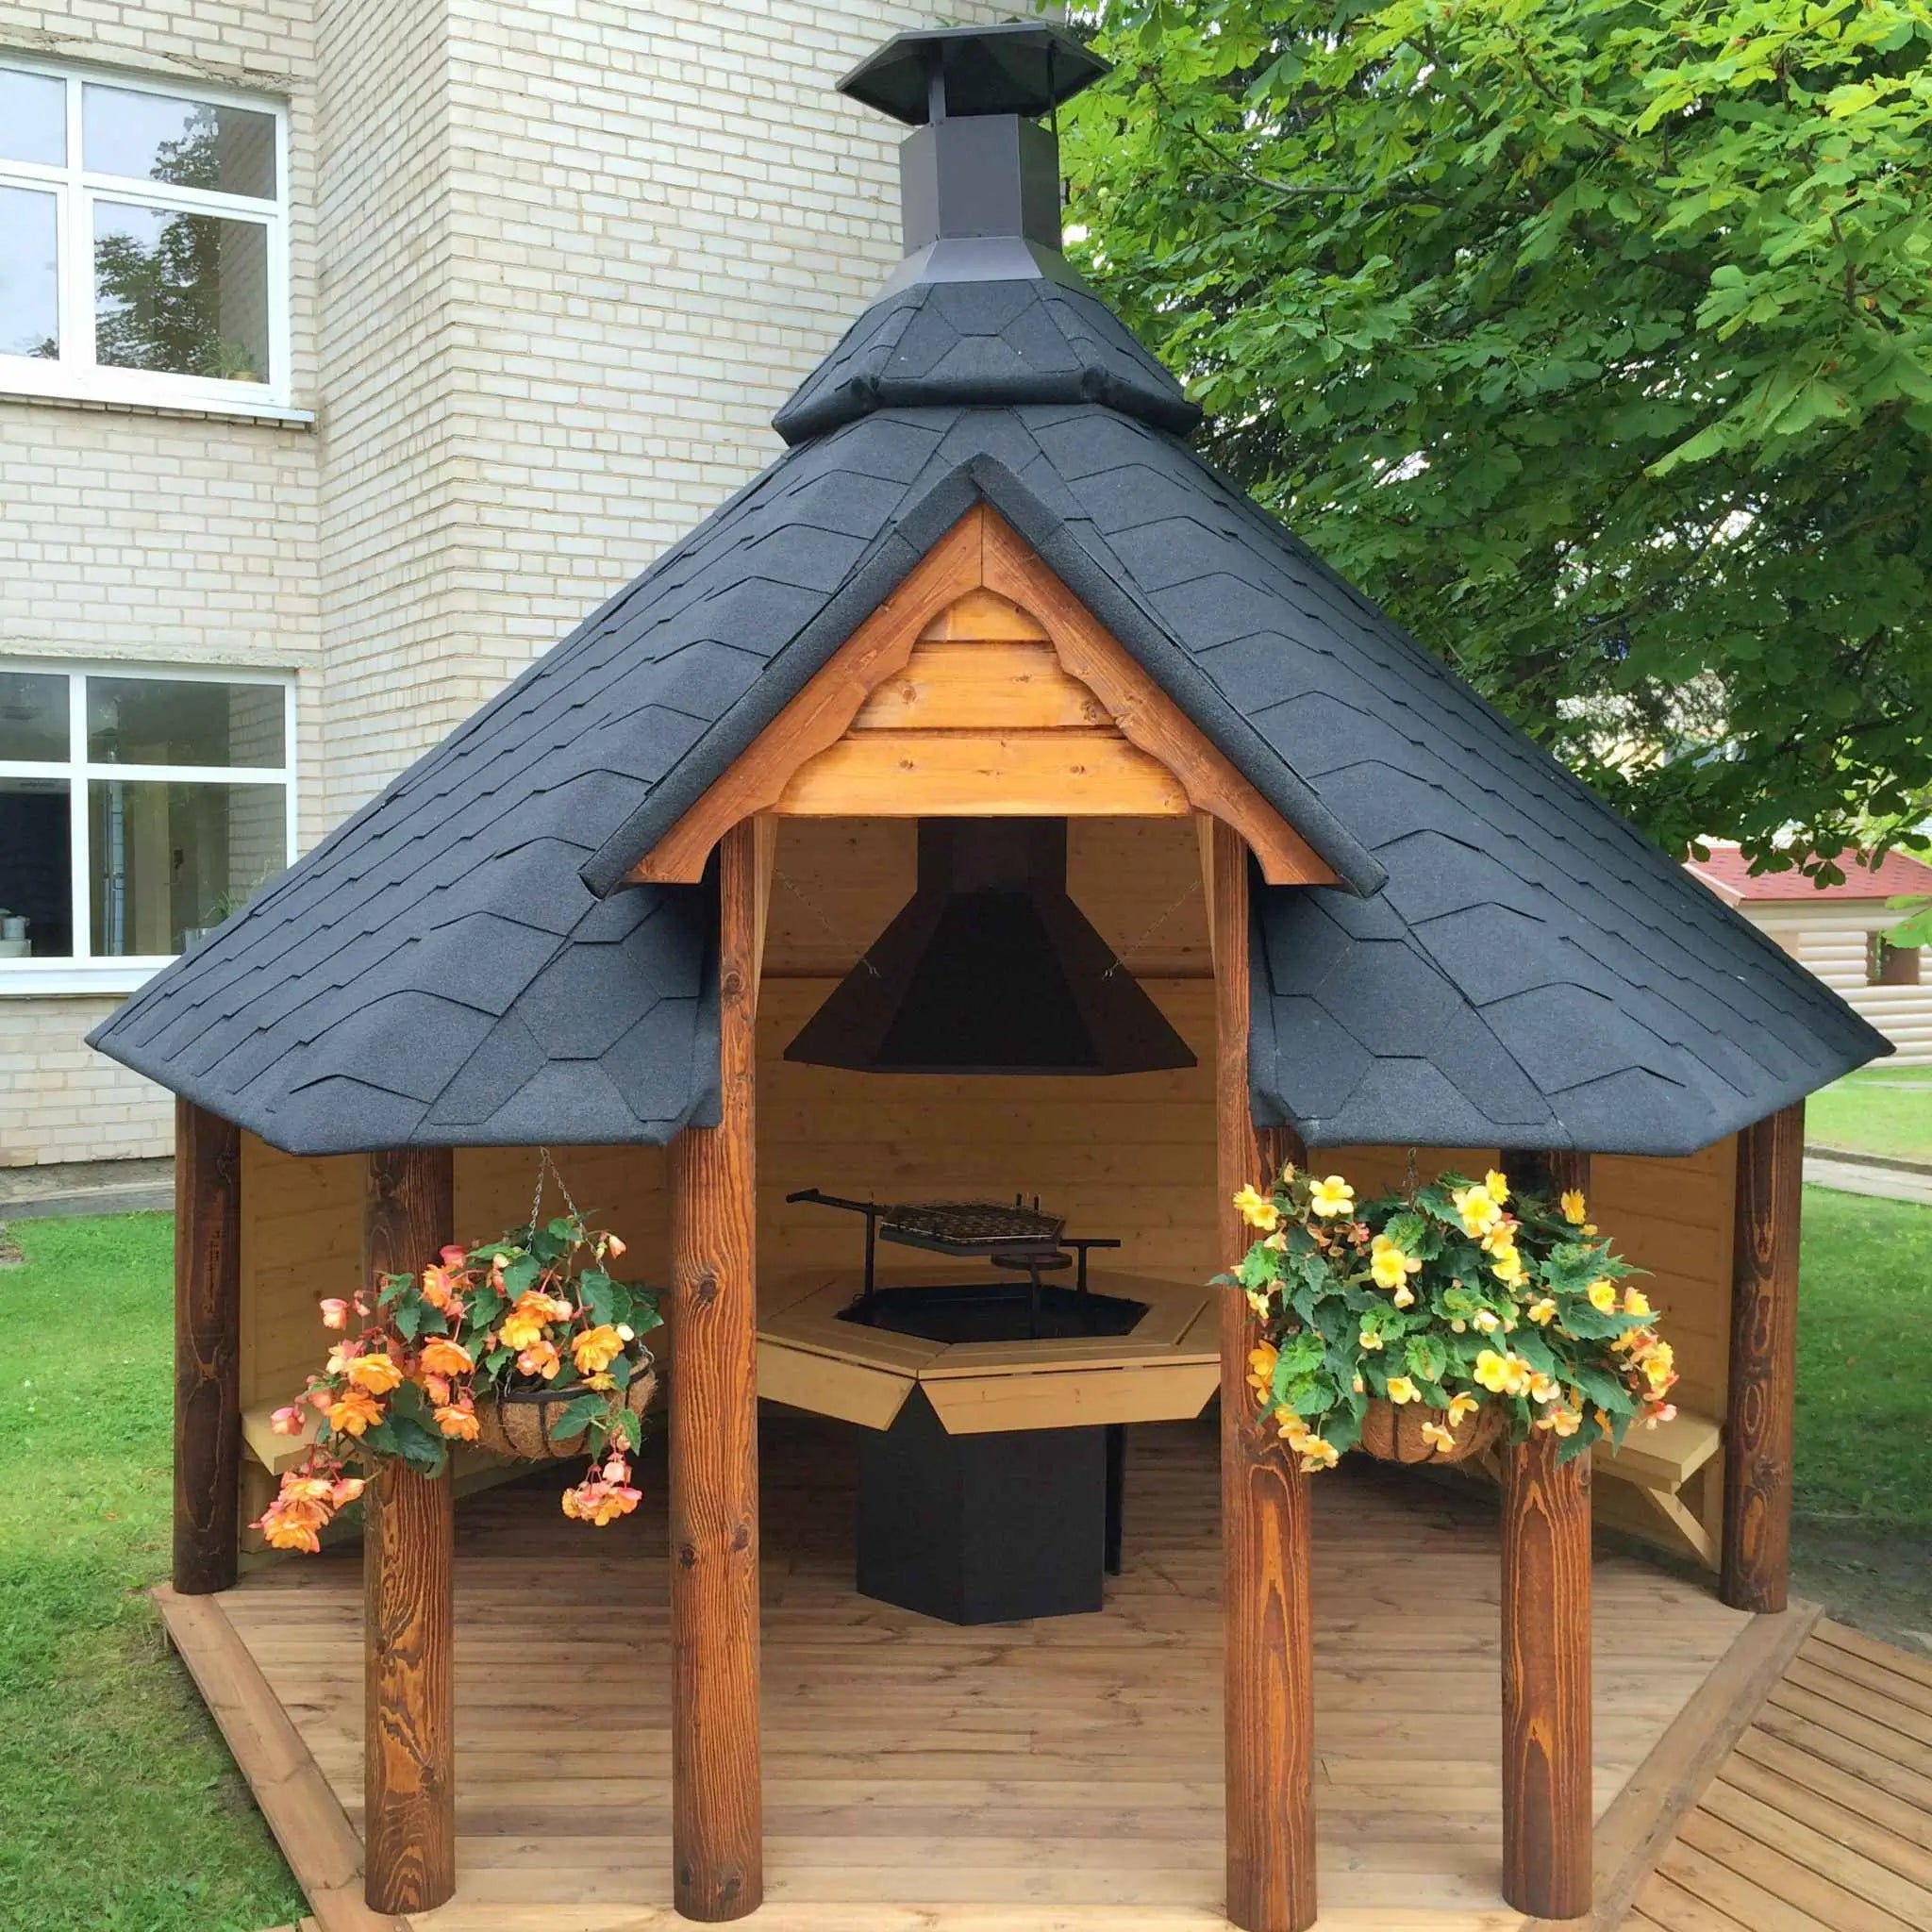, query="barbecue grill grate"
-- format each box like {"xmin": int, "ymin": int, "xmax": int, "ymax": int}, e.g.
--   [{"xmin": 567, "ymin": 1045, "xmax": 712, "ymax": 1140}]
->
[{"xmin": 882, "ymin": 1201, "xmax": 1064, "ymax": 1248}]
